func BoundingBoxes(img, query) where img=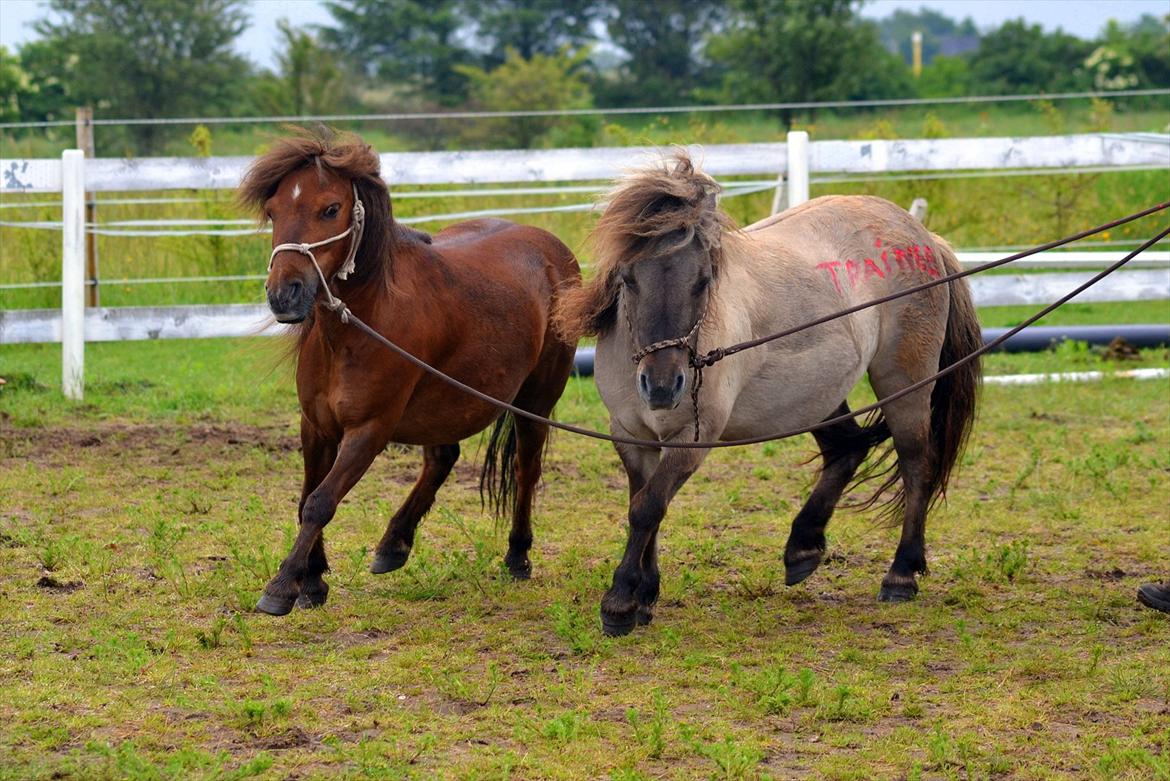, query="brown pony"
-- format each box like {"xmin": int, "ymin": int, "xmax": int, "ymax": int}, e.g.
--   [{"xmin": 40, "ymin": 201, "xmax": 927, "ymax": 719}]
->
[
  {"xmin": 556, "ymin": 153, "xmax": 981, "ymax": 636},
  {"xmin": 239, "ymin": 131, "xmax": 580, "ymax": 615}
]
